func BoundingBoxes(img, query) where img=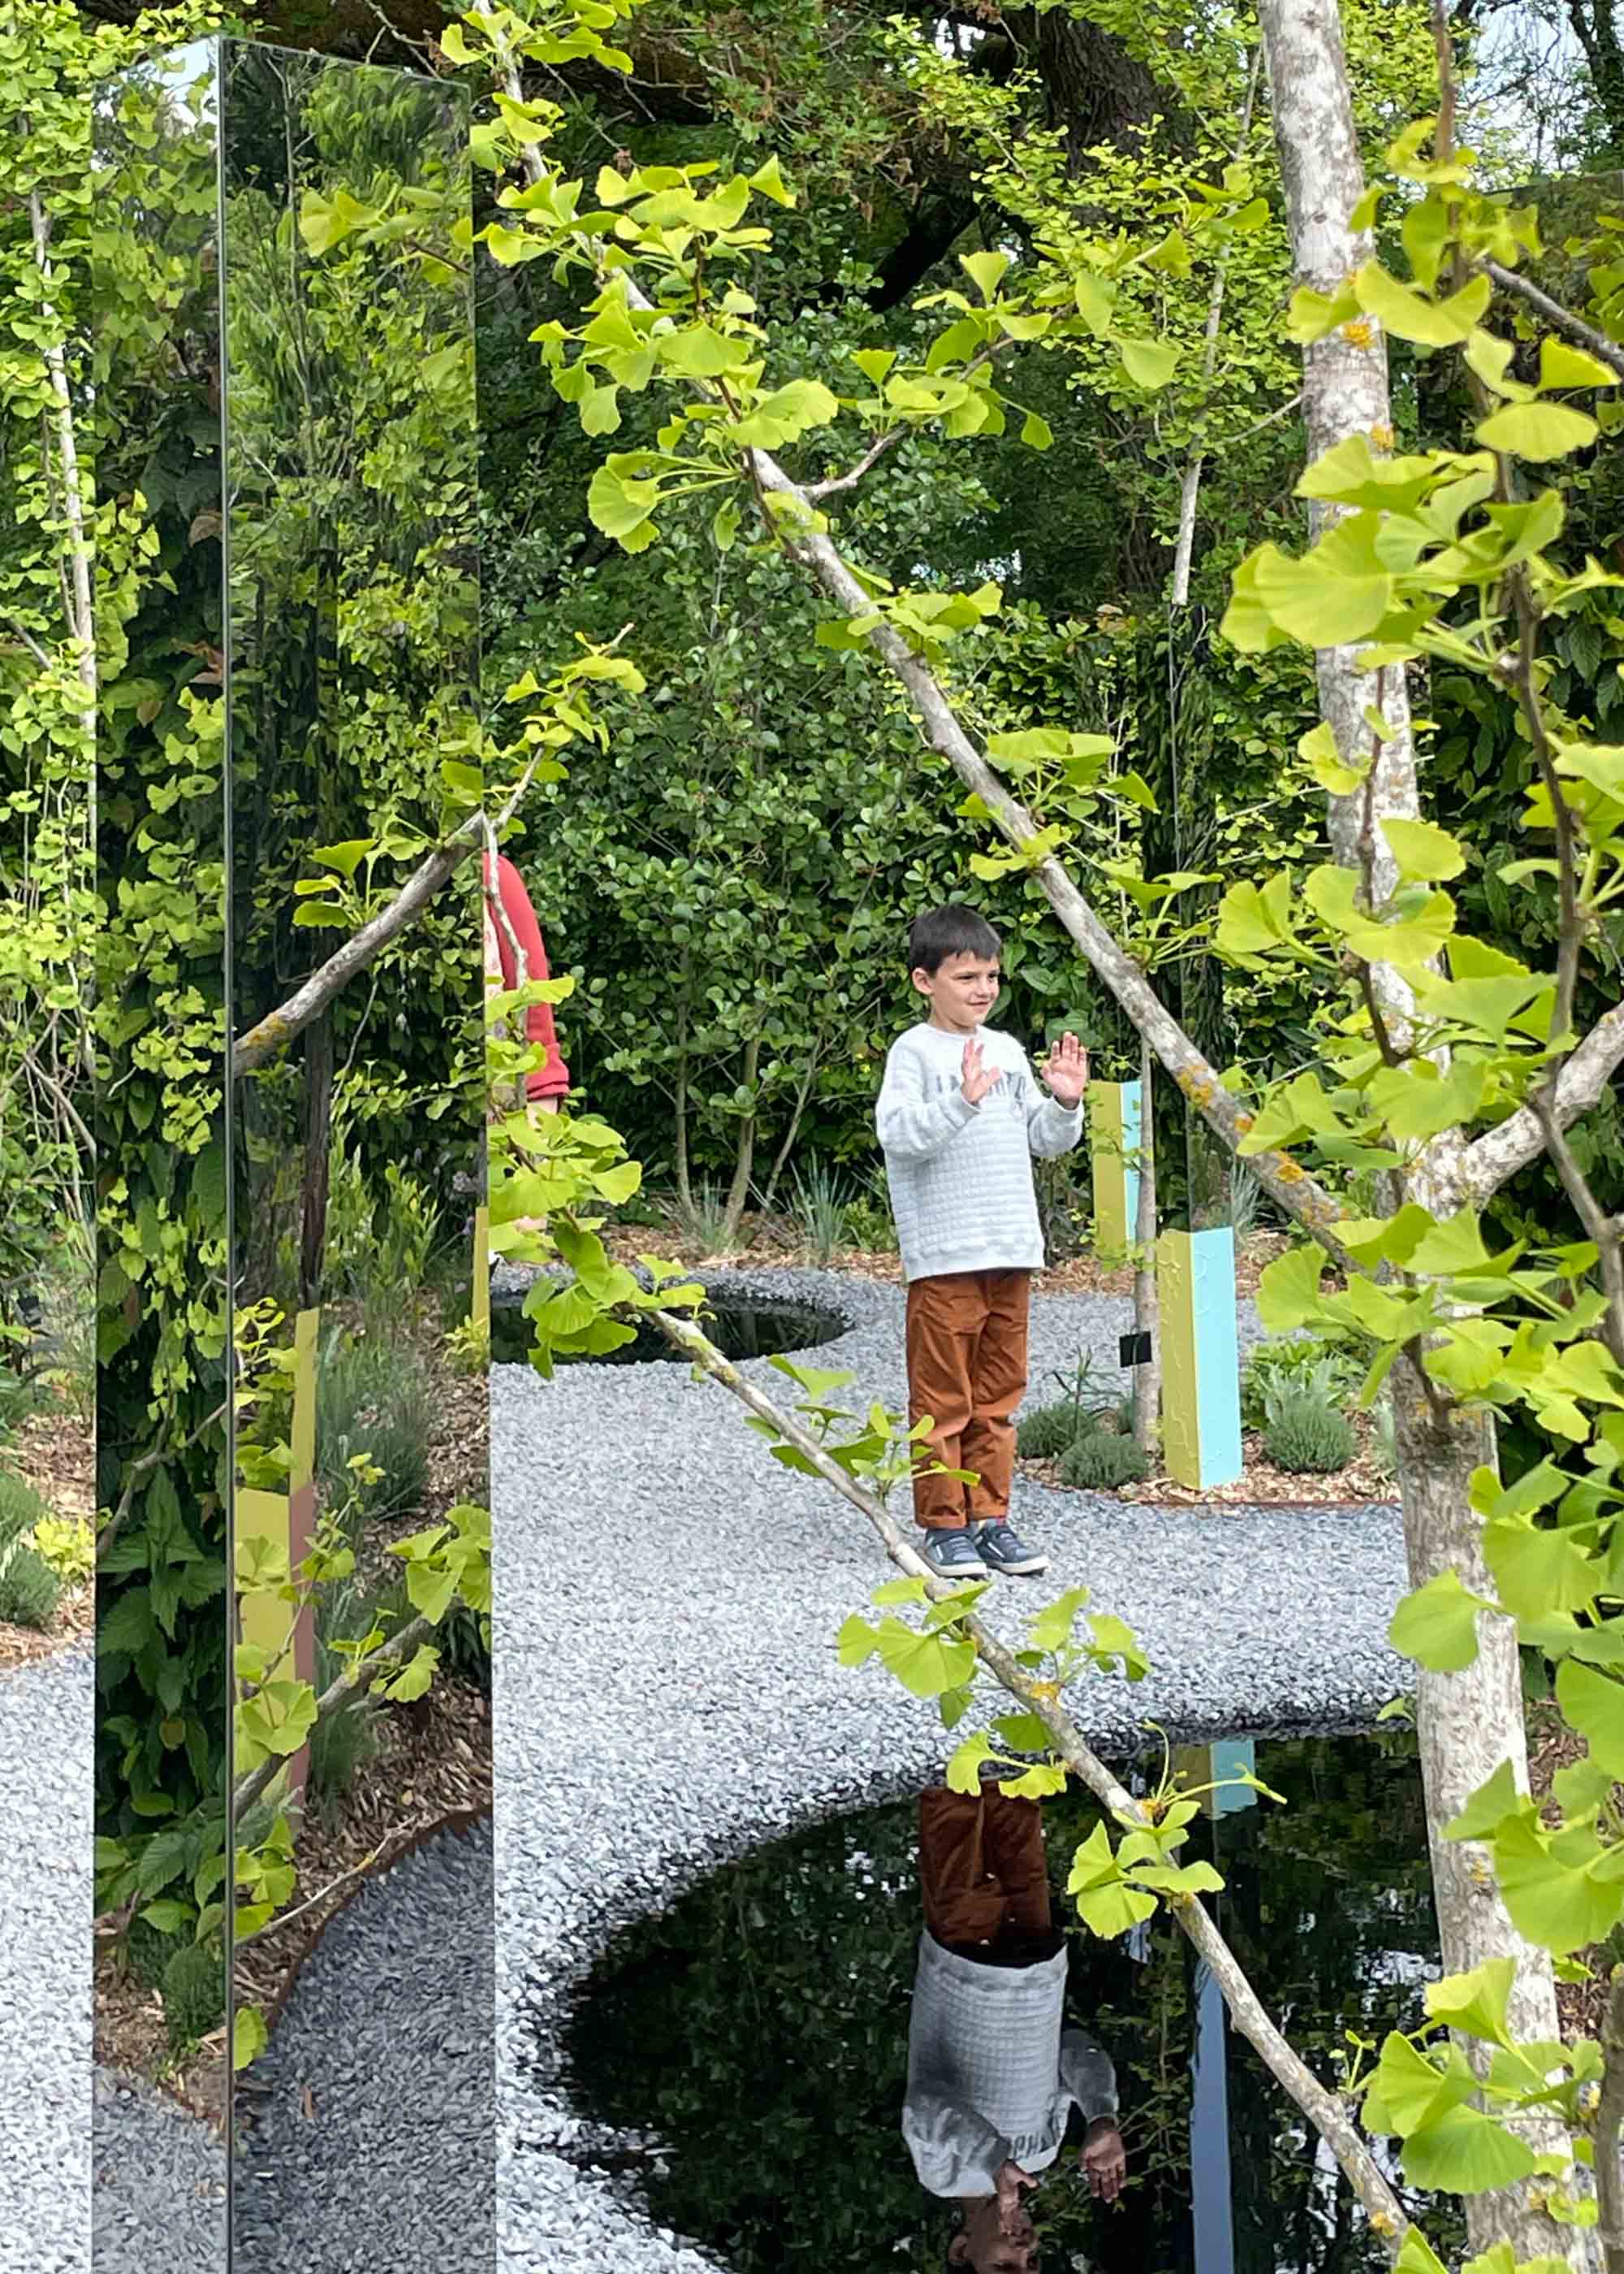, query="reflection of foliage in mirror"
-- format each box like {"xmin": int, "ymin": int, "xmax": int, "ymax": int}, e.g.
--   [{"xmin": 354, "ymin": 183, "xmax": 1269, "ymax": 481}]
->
[
  {"xmin": 92, "ymin": 38, "xmax": 235, "ymax": 1865},
  {"xmin": 561, "ymin": 1734, "xmax": 1459, "ymax": 2273},
  {"xmin": 223, "ymin": 41, "xmax": 482, "ymax": 1321}
]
